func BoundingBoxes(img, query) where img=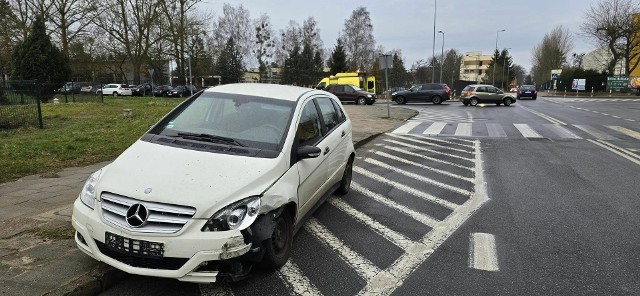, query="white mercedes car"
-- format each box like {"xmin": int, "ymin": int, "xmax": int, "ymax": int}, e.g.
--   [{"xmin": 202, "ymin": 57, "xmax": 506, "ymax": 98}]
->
[{"xmin": 71, "ymin": 83, "xmax": 355, "ymax": 282}]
